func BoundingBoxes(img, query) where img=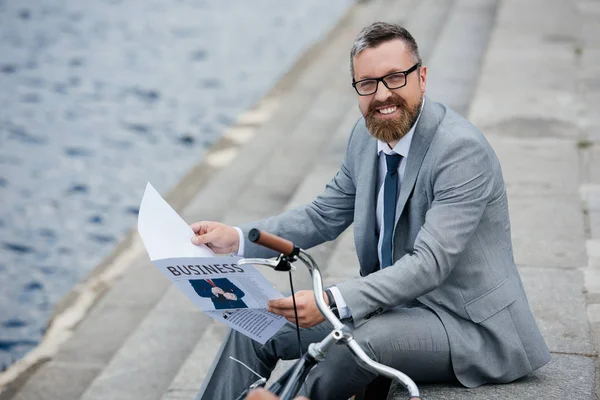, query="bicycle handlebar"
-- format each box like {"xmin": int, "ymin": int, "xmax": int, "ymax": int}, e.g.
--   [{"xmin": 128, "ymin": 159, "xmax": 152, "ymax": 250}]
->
[
  {"xmin": 248, "ymin": 228, "xmax": 296, "ymax": 257},
  {"xmin": 243, "ymin": 229, "xmax": 420, "ymax": 399}
]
